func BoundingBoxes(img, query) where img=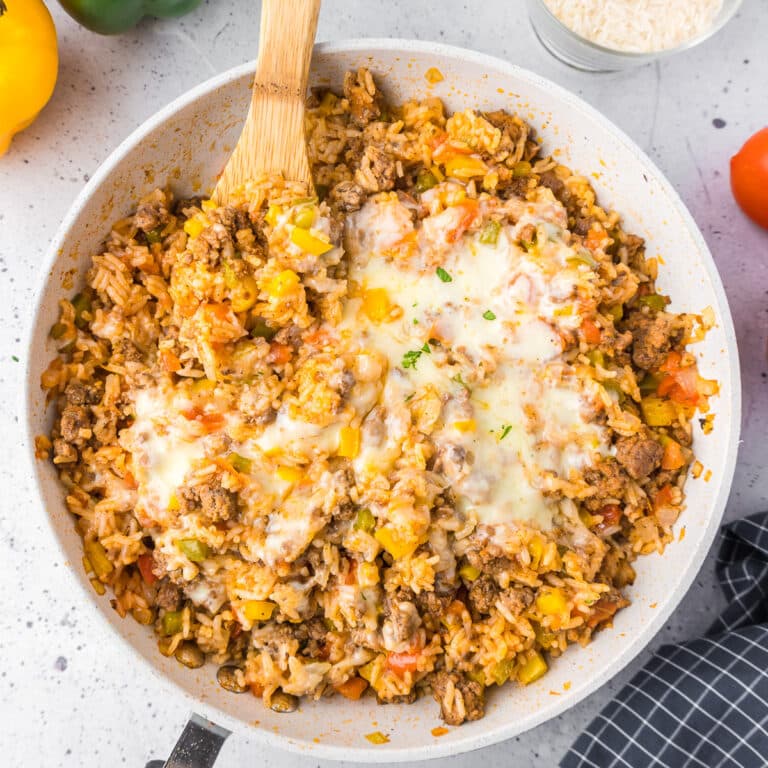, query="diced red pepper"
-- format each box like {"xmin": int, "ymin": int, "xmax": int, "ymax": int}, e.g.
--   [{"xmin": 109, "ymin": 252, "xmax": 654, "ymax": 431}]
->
[
  {"xmin": 137, "ymin": 553, "xmax": 157, "ymax": 585},
  {"xmin": 581, "ymin": 318, "xmax": 602, "ymax": 345},
  {"xmin": 594, "ymin": 504, "xmax": 622, "ymax": 534},
  {"xmin": 446, "ymin": 200, "xmax": 479, "ymax": 243},
  {"xmin": 268, "ymin": 342, "xmax": 293, "ymax": 365},
  {"xmin": 585, "ymin": 225, "xmax": 608, "ymax": 252},
  {"xmin": 180, "ymin": 407, "xmax": 225, "ymax": 432},
  {"xmin": 653, "ymin": 484, "xmax": 676, "ymax": 511},
  {"xmin": 386, "ymin": 650, "xmax": 421, "ymax": 677}
]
